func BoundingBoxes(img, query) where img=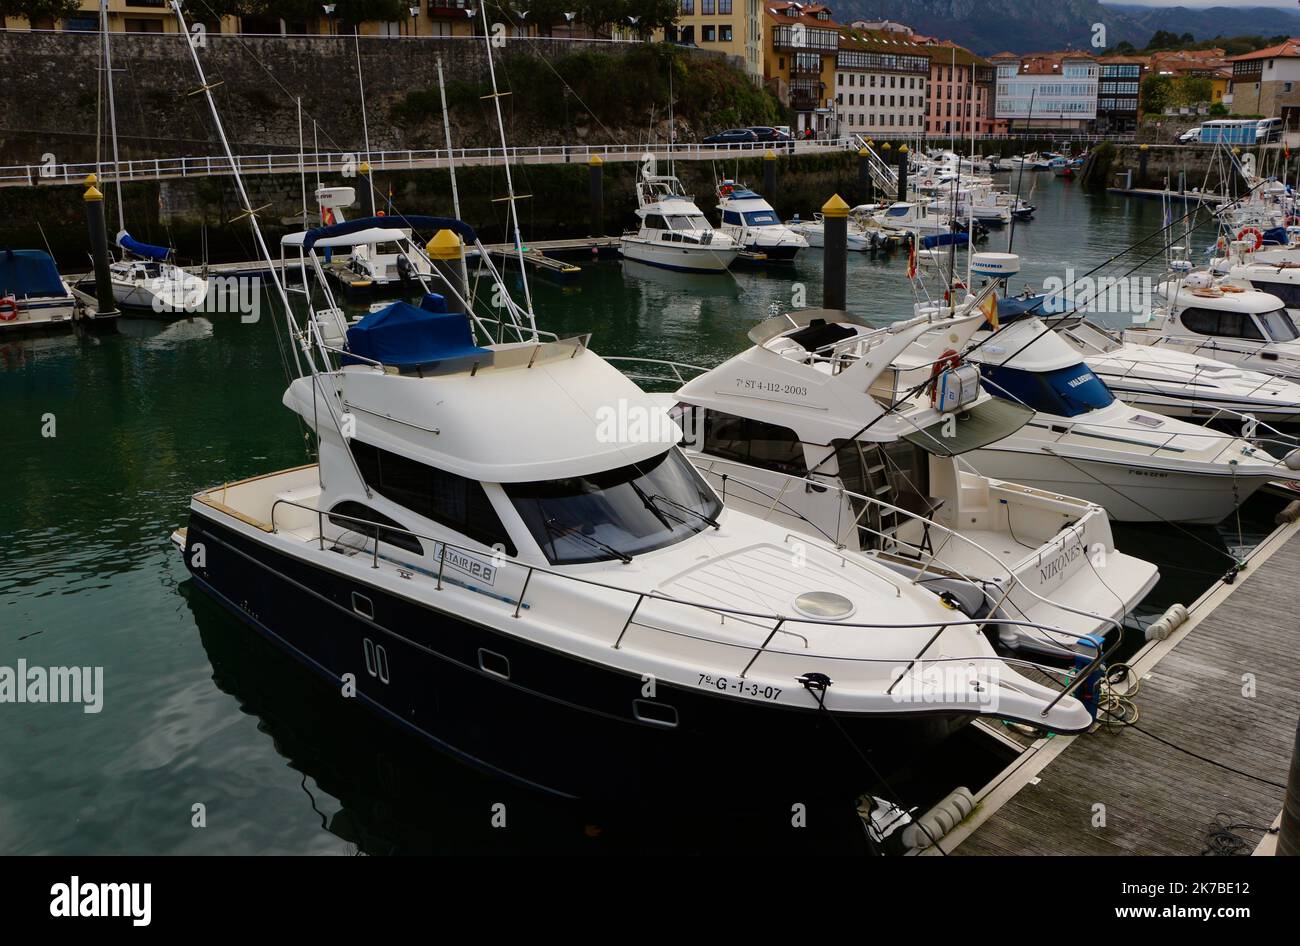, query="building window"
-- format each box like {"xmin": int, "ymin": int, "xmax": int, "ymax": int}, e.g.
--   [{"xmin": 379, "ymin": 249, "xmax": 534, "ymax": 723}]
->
[
  {"xmin": 680, "ymin": 0, "xmax": 693, "ymax": 12},
  {"xmin": 702, "ymin": 0, "xmax": 714, "ymax": 12},
  {"xmin": 719, "ymin": 0, "xmax": 732, "ymax": 11},
  {"xmin": 703, "ymin": 25, "xmax": 715, "ymax": 41},
  {"xmin": 720, "ymin": 24, "xmax": 732, "ymax": 41}
]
